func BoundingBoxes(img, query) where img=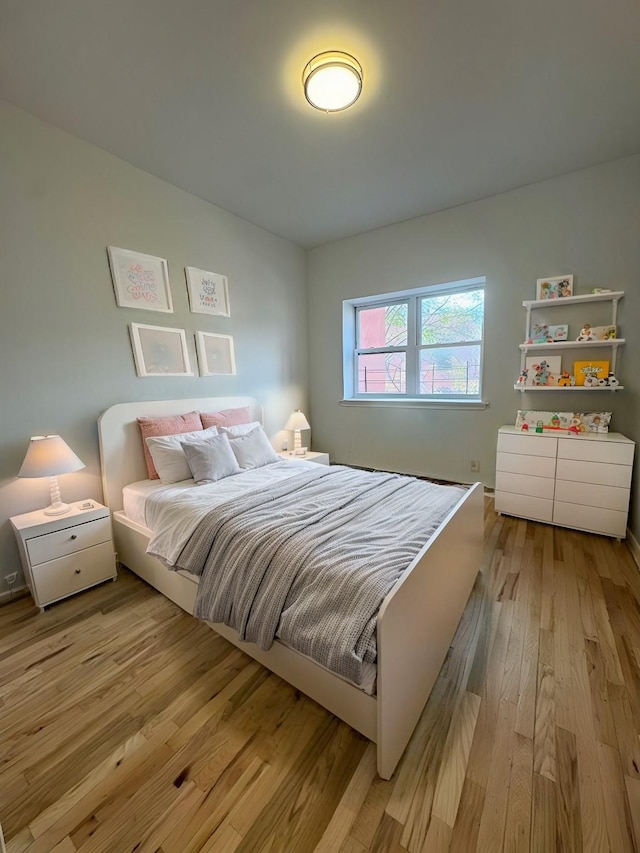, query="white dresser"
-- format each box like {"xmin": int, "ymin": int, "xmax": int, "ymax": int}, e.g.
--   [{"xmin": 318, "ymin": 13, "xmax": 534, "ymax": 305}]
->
[{"xmin": 495, "ymin": 426, "xmax": 634, "ymax": 538}]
